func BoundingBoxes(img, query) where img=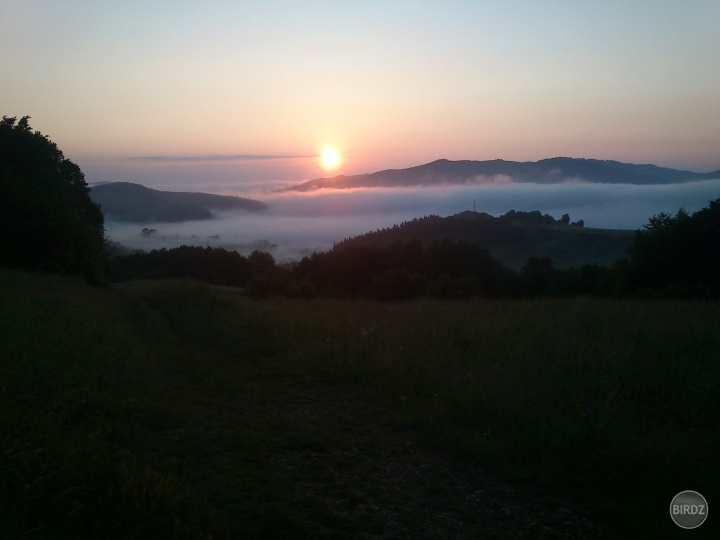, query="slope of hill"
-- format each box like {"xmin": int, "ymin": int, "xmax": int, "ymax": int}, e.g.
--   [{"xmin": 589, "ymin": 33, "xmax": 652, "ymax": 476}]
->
[
  {"xmin": 90, "ymin": 182, "xmax": 267, "ymax": 223},
  {"xmin": 280, "ymin": 157, "xmax": 720, "ymax": 192},
  {"xmin": 334, "ymin": 210, "xmax": 636, "ymax": 269},
  {"xmin": 3, "ymin": 268, "xmax": 717, "ymax": 538}
]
